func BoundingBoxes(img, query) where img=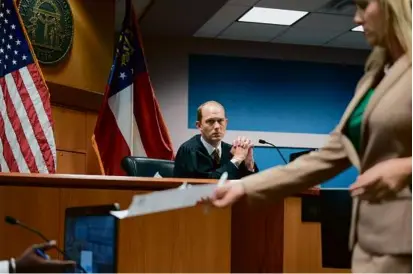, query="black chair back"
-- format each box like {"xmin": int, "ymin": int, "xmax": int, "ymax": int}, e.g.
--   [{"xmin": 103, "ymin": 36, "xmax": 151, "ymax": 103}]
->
[{"xmin": 121, "ymin": 156, "xmax": 175, "ymax": 177}]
